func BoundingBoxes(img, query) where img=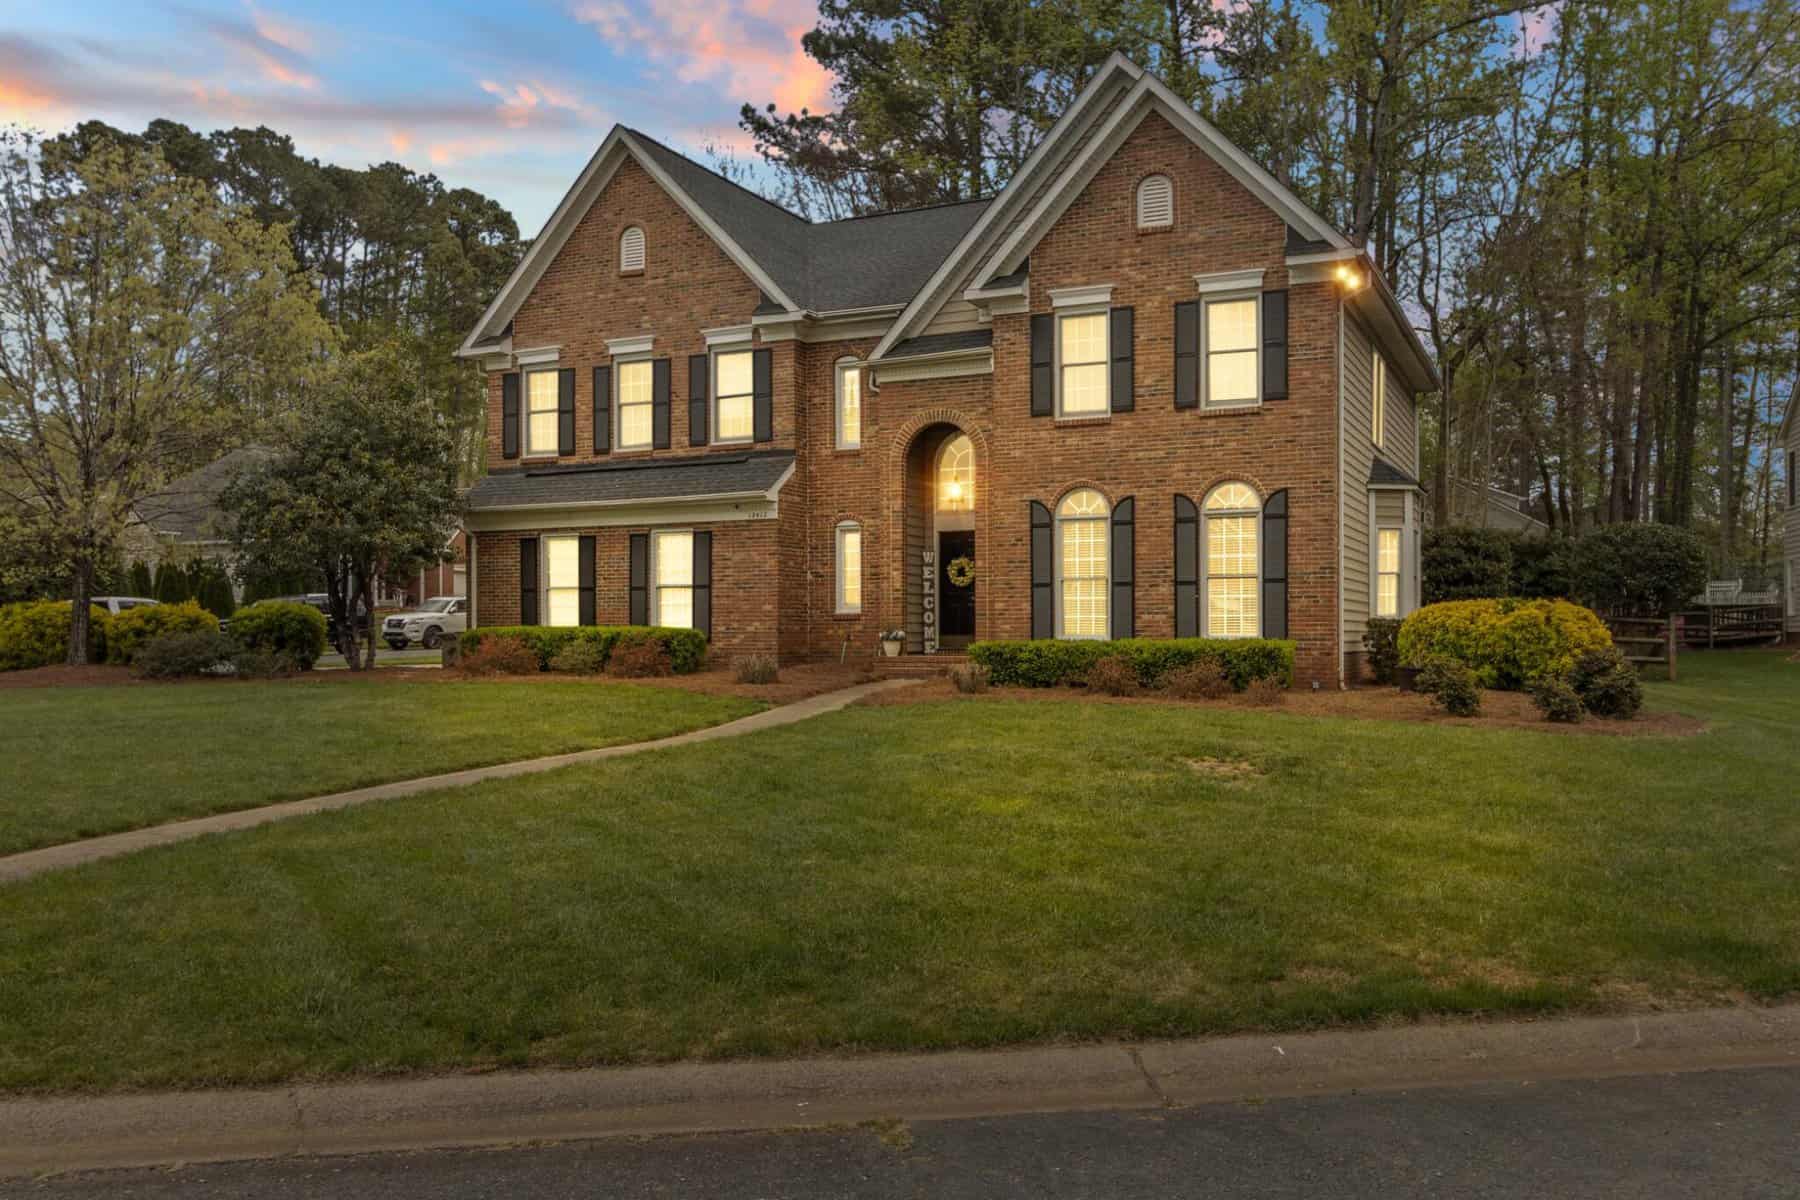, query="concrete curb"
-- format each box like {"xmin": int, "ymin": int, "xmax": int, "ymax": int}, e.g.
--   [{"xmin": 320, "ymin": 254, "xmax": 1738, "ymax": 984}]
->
[
  {"xmin": 0, "ymin": 679, "xmax": 914, "ymax": 885},
  {"xmin": 4, "ymin": 1004, "xmax": 1796, "ymax": 1178}
]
